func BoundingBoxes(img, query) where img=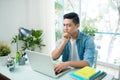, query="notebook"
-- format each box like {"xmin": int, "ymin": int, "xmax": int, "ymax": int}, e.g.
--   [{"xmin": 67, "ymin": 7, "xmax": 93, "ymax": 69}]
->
[
  {"xmin": 26, "ymin": 50, "xmax": 71, "ymax": 78},
  {"xmin": 70, "ymin": 66, "xmax": 96, "ymax": 80}
]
